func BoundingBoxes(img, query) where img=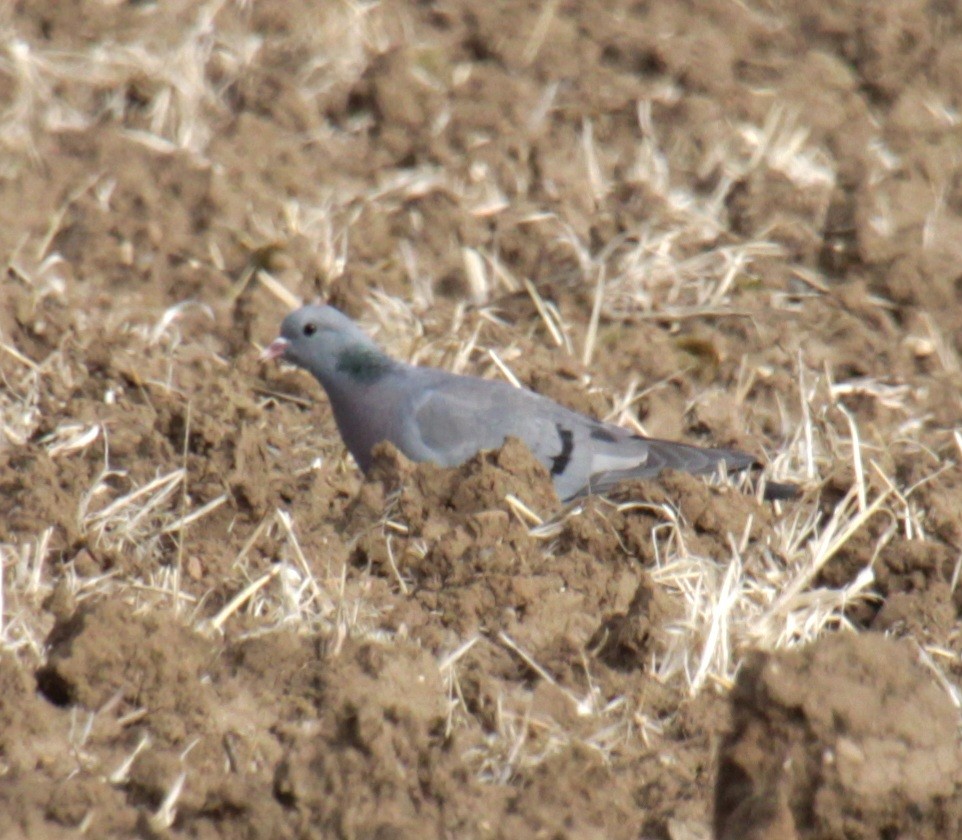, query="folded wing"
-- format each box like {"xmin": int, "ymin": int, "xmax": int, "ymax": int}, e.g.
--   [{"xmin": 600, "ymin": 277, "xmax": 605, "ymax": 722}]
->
[{"xmin": 406, "ymin": 370, "xmax": 769, "ymax": 501}]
